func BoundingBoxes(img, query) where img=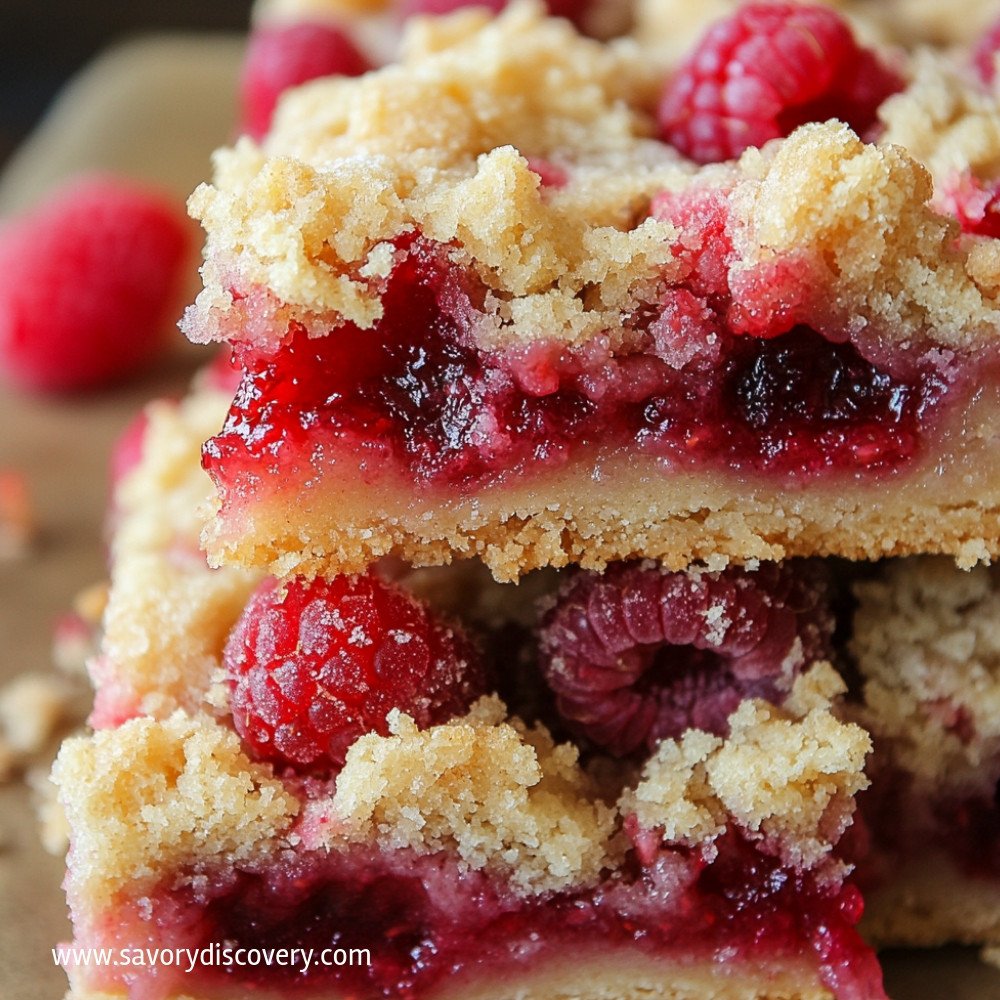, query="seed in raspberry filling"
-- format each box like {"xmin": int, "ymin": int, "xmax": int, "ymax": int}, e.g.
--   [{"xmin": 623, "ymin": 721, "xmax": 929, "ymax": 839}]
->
[
  {"xmin": 240, "ymin": 21, "xmax": 371, "ymax": 140},
  {"xmin": 658, "ymin": 2, "xmax": 903, "ymax": 164},
  {"xmin": 538, "ymin": 561, "xmax": 835, "ymax": 756},
  {"xmin": 224, "ymin": 574, "xmax": 489, "ymax": 771}
]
